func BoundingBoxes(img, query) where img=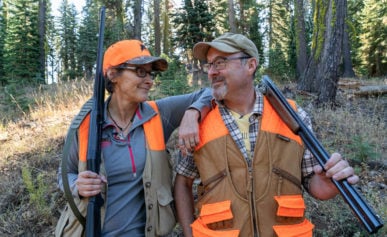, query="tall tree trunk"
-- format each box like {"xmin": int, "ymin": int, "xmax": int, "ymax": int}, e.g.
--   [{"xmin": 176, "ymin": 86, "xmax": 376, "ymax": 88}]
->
[
  {"xmin": 153, "ymin": 0, "xmax": 161, "ymax": 55},
  {"xmin": 227, "ymin": 0, "xmax": 237, "ymax": 33},
  {"xmin": 162, "ymin": 0, "xmax": 170, "ymax": 55},
  {"xmin": 299, "ymin": 0, "xmax": 346, "ymax": 104},
  {"xmin": 38, "ymin": 0, "xmax": 46, "ymax": 84},
  {"xmin": 133, "ymin": 0, "xmax": 142, "ymax": 39},
  {"xmin": 317, "ymin": 0, "xmax": 345, "ymax": 103},
  {"xmin": 268, "ymin": 0, "xmax": 273, "ymax": 49},
  {"xmin": 342, "ymin": 8, "xmax": 356, "ymax": 78},
  {"xmin": 295, "ymin": 0, "xmax": 308, "ymax": 79}
]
